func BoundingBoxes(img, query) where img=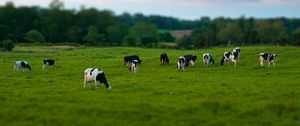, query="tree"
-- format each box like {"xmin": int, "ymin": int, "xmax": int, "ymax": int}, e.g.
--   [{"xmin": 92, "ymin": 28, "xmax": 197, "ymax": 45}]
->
[
  {"xmin": 49, "ymin": 0, "xmax": 64, "ymax": 10},
  {"xmin": 25, "ymin": 30, "xmax": 45, "ymax": 43},
  {"xmin": 217, "ymin": 22, "xmax": 242, "ymax": 46},
  {"xmin": 64, "ymin": 26, "xmax": 82, "ymax": 43},
  {"xmin": 177, "ymin": 35, "xmax": 192, "ymax": 49},
  {"xmin": 129, "ymin": 22, "xmax": 158, "ymax": 46},
  {"xmin": 1, "ymin": 39, "xmax": 15, "ymax": 51},
  {"xmin": 83, "ymin": 25, "xmax": 105, "ymax": 45},
  {"xmin": 292, "ymin": 28, "xmax": 300, "ymax": 45},
  {"xmin": 159, "ymin": 32, "xmax": 176, "ymax": 42},
  {"xmin": 107, "ymin": 23, "xmax": 129, "ymax": 46}
]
